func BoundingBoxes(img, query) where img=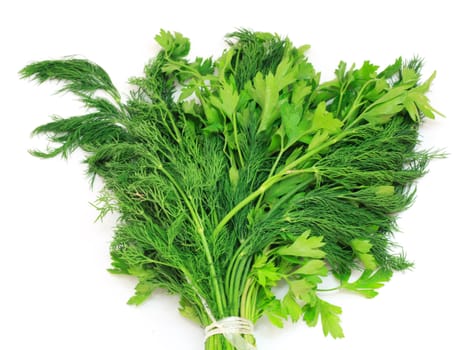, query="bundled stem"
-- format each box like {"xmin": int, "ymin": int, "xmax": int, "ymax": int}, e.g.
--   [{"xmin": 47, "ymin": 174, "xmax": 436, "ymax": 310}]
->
[{"xmin": 21, "ymin": 30, "xmax": 441, "ymax": 349}]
